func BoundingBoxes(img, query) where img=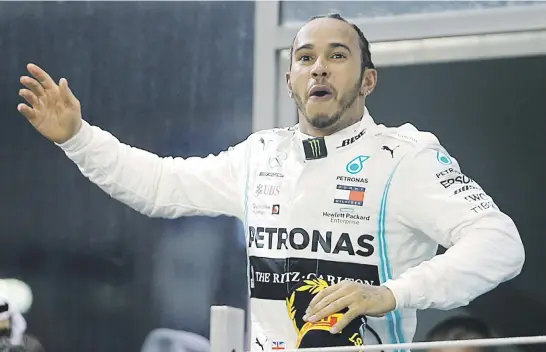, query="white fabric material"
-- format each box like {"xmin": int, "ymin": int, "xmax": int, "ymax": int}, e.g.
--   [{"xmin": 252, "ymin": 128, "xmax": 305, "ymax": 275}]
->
[
  {"xmin": 58, "ymin": 108, "xmax": 524, "ymax": 350},
  {"xmin": 9, "ymin": 313, "xmax": 26, "ymax": 346},
  {"xmin": 0, "ymin": 280, "xmax": 32, "ymax": 314},
  {"xmin": 0, "ymin": 296, "xmax": 27, "ymax": 346}
]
